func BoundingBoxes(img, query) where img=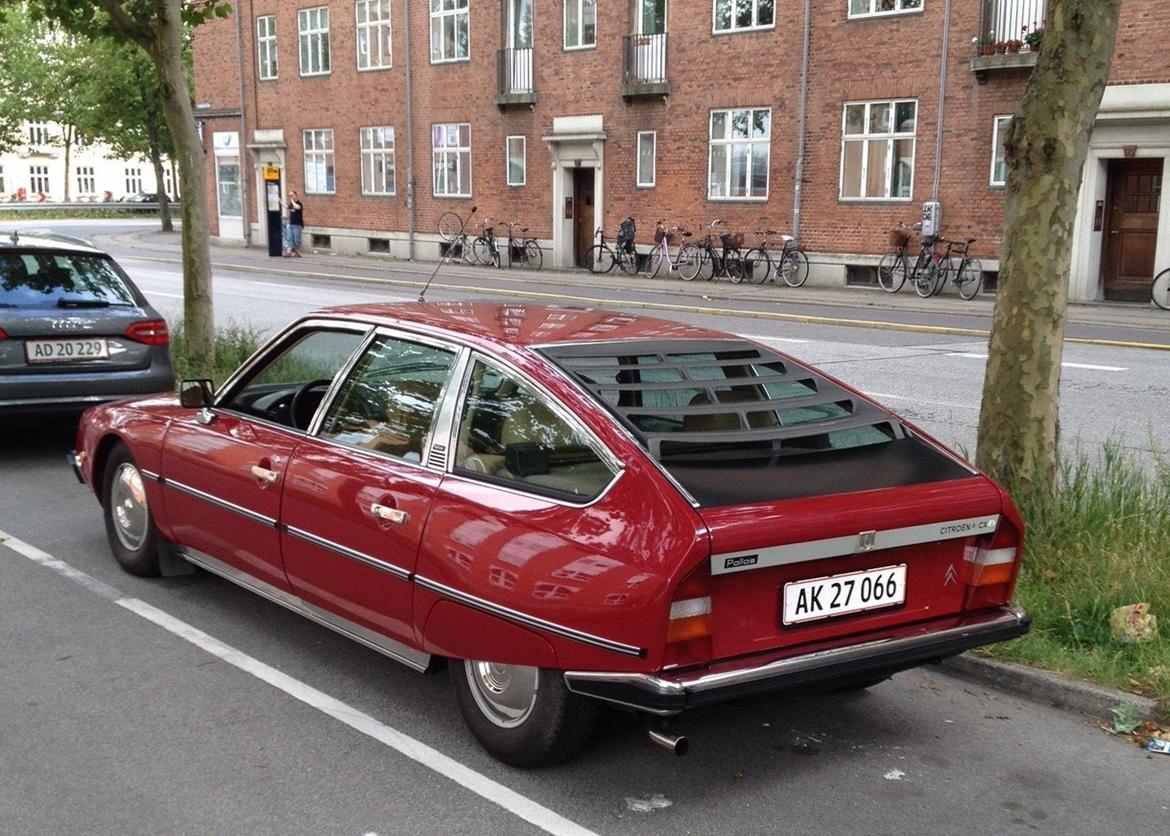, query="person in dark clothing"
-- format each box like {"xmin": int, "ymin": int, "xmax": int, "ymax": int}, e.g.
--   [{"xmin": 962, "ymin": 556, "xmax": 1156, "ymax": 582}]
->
[{"xmin": 286, "ymin": 191, "xmax": 304, "ymax": 257}]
